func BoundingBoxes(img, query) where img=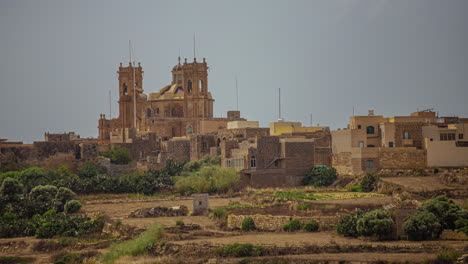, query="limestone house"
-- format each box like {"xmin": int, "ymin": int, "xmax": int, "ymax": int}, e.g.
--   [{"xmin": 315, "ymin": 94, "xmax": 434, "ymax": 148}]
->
[
  {"xmin": 221, "ymin": 121, "xmax": 332, "ymax": 187},
  {"xmin": 332, "ymin": 110, "xmax": 468, "ymax": 175}
]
